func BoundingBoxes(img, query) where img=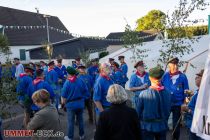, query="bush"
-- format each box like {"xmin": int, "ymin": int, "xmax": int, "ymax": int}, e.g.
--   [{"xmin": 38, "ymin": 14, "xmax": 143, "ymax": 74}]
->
[{"xmin": 99, "ymin": 51, "xmax": 109, "ymax": 59}]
